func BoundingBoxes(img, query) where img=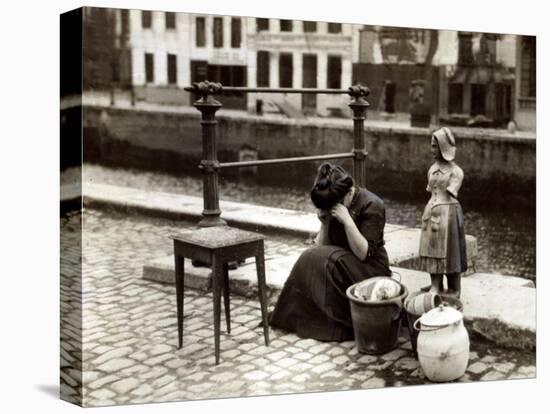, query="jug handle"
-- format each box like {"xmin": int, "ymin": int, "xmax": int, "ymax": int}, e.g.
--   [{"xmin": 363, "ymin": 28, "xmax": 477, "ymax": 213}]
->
[{"xmin": 413, "ymin": 317, "xmax": 449, "ymax": 332}]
